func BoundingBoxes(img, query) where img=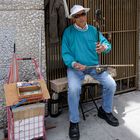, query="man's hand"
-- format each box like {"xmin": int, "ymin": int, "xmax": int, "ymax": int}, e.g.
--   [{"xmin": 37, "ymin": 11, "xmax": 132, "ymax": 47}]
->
[
  {"xmin": 73, "ymin": 62, "xmax": 86, "ymax": 71},
  {"xmin": 96, "ymin": 43, "xmax": 106, "ymax": 54}
]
